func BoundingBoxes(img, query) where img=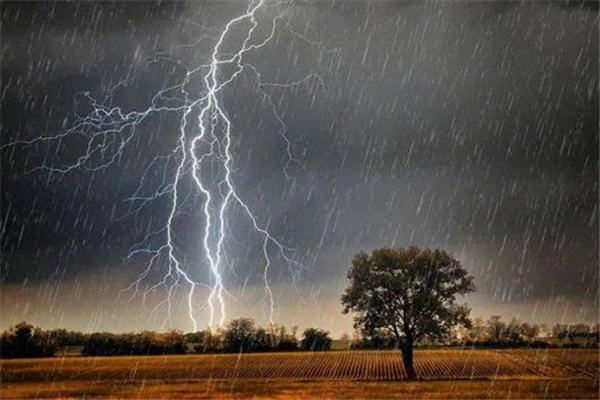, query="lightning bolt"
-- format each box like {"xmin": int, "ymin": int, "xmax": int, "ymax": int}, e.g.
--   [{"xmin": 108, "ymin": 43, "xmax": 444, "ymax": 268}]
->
[{"xmin": 3, "ymin": 0, "xmax": 333, "ymax": 330}]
